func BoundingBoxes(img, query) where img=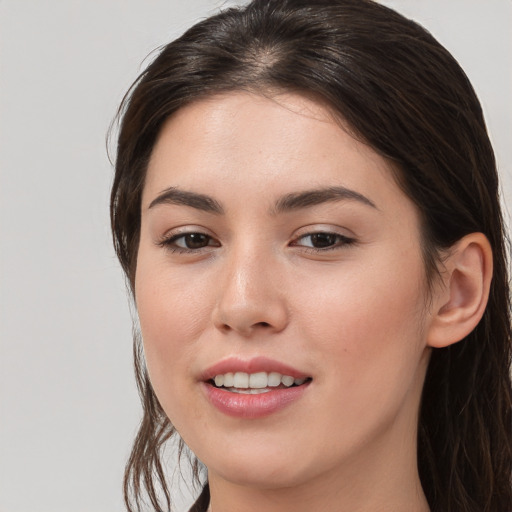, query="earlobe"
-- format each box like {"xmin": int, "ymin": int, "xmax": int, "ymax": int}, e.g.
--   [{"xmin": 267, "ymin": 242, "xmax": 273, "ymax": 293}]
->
[{"xmin": 427, "ymin": 233, "xmax": 493, "ymax": 349}]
